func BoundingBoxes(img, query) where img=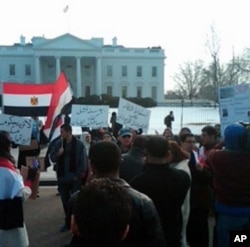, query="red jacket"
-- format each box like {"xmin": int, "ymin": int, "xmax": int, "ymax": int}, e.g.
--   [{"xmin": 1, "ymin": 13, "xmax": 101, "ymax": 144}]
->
[{"xmin": 206, "ymin": 149, "xmax": 250, "ymax": 207}]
